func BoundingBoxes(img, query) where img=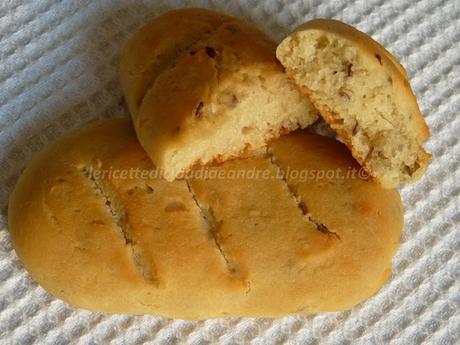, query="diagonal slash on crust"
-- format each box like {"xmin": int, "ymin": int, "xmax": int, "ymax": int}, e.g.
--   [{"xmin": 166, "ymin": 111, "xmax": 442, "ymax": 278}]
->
[
  {"xmin": 185, "ymin": 179, "xmax": 247, "ymax": 282},
  {"xmin": 80, "ymin": 166, "xmax": 158, "ymax": 285},
  {"xmin": 136, "ymin": 20, "xmax": 233, "ymax": 111},
  {"xmin": 266, "ymin": 150, "xmax": 341, "ymax": 240}
]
